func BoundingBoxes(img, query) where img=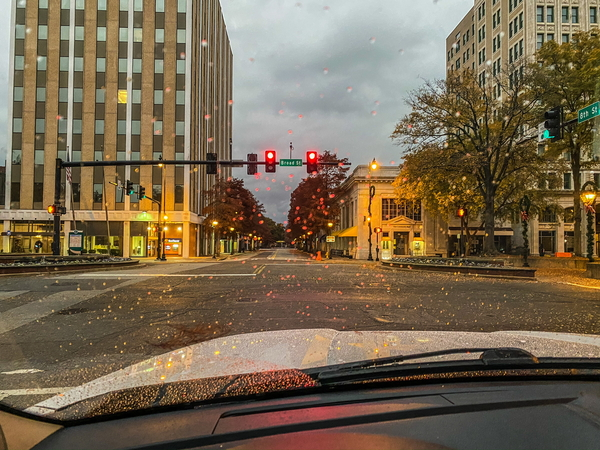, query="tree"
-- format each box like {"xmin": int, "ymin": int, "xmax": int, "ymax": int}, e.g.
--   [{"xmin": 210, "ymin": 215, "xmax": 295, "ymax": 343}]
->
[
  {"xmin": 287, "ymin": 151, "xmax": 350, "ymax": 244},
  {"xmin": 390, "ymin": 66, "xmax": 544, "ymax": 255},
  {"xmin": 529, "ymin": 31, "xmax": 600, "ymax": 256},
  {"xmin": 202, "ymin": 177, "xmax": 272, "ymax": 242}
]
